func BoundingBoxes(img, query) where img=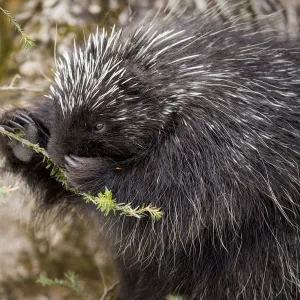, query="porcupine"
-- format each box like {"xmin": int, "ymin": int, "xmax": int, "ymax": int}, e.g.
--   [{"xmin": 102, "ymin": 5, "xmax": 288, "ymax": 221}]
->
[{"xmin": 2, "ymin": 14, "xmax": 300, "ymax": 300}]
